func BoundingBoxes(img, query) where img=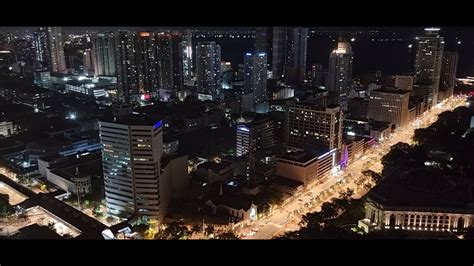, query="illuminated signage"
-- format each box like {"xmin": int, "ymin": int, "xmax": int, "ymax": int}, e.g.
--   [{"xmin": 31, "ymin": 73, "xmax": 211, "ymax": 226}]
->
[
  {"xmin": 237, "ymin": 125, "xmax": 249, "ymax": 132},
  {"xmin": 154, "ymin": 120, "xmax": 162, "ymax": 129}
]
